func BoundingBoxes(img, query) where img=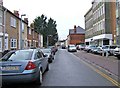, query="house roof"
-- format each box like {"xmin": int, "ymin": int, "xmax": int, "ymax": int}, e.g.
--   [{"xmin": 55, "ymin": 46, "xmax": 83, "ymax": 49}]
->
[
  {"xmin": 3, "ymin": 6, "xmax": 28, "ymax": 25},
  {"xmin": 69, "ymin": 26, "xmax": 85, "ymax": 35}
]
